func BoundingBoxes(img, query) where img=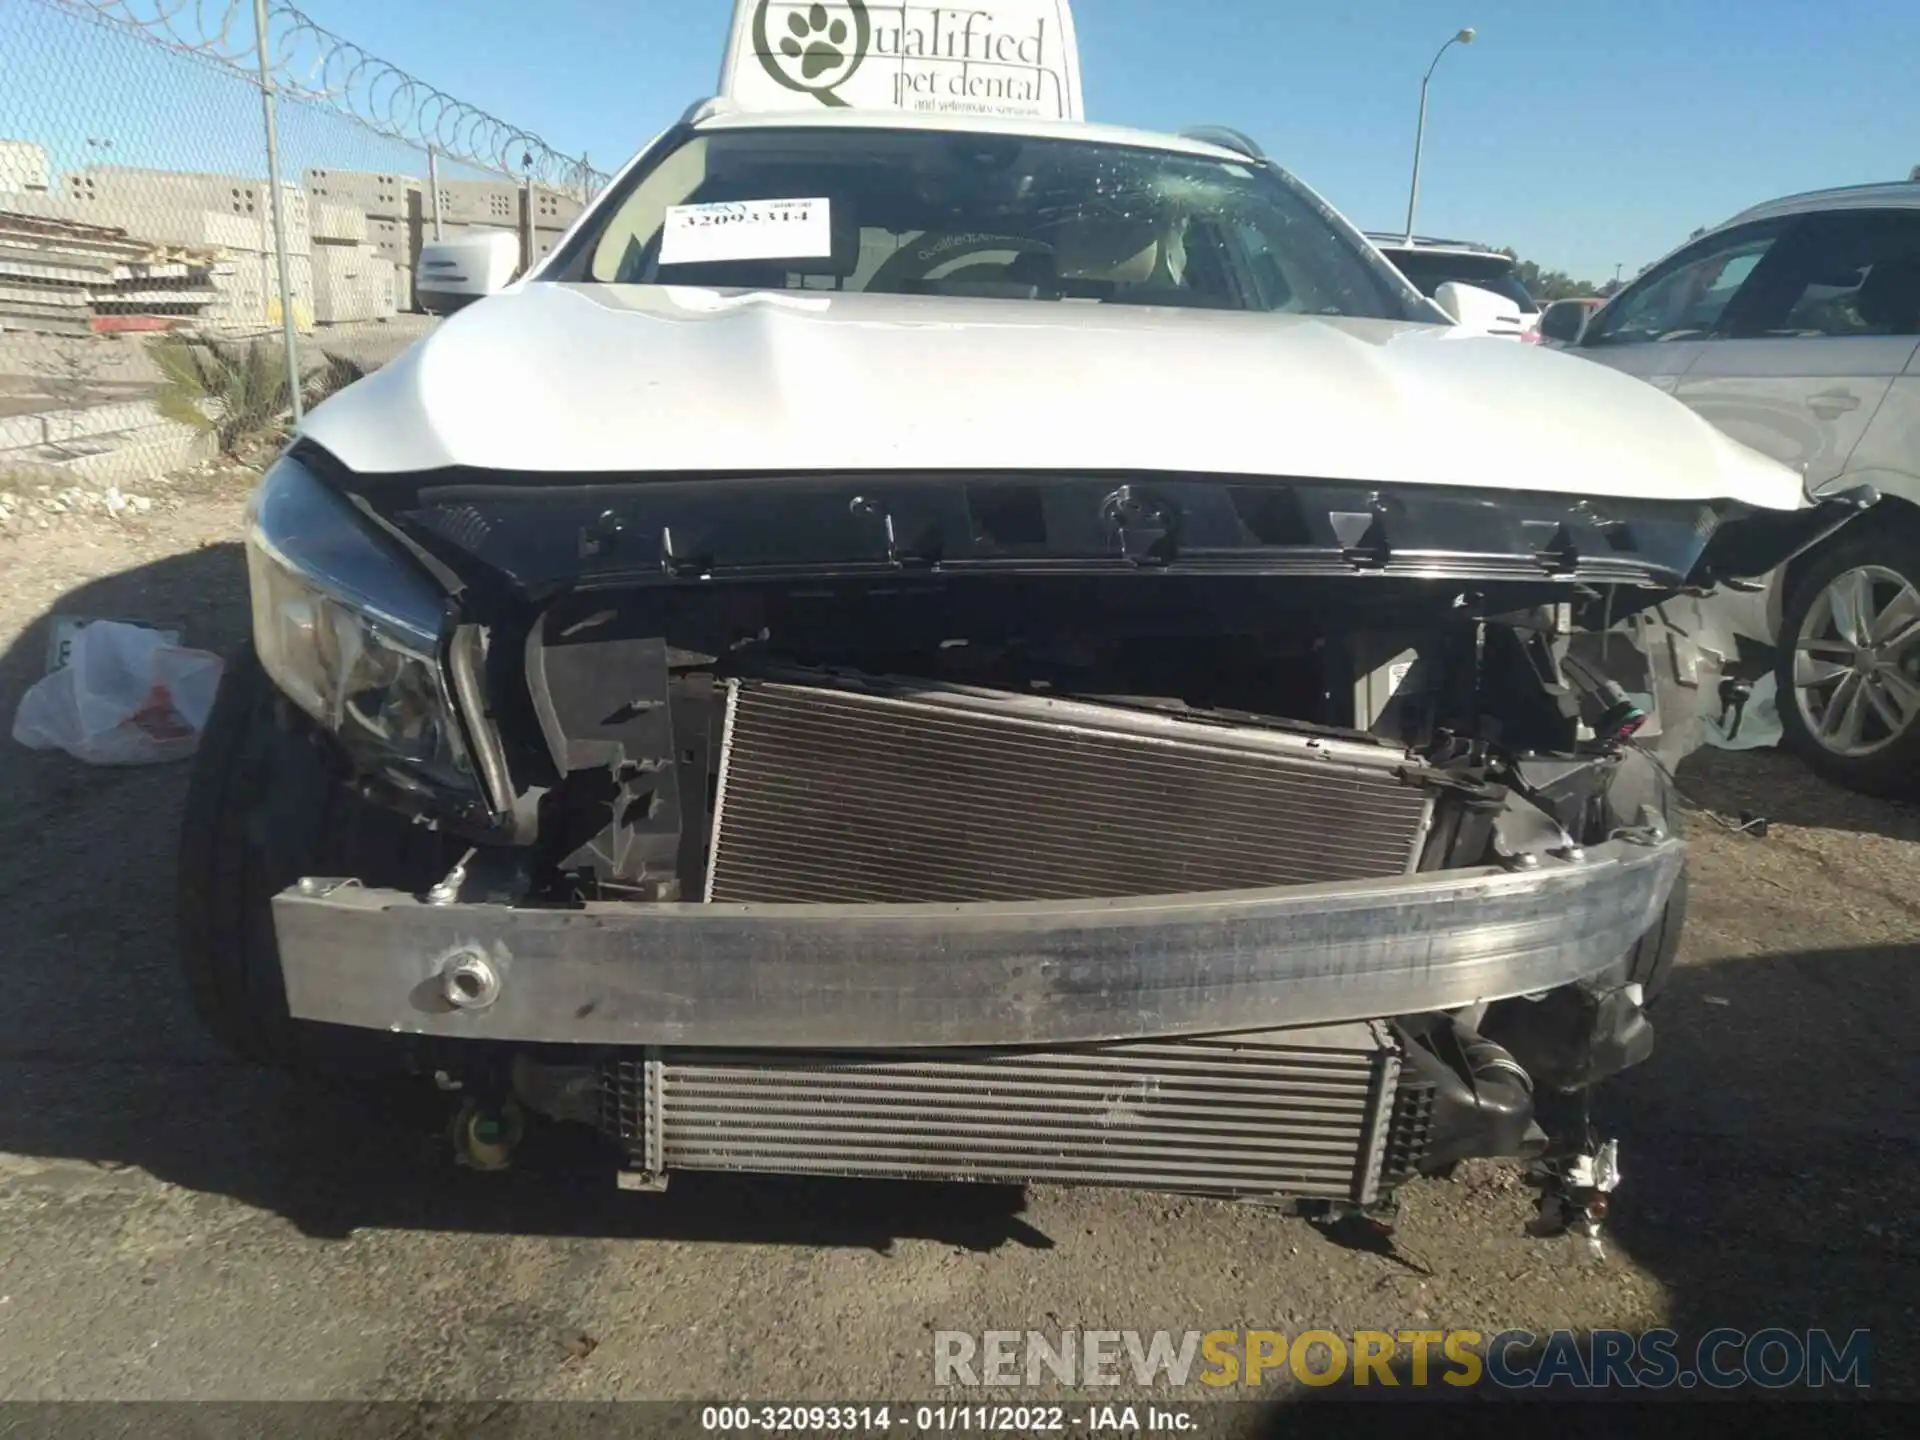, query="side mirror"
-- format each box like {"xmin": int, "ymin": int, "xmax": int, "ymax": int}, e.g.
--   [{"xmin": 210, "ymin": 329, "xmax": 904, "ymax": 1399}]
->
[
  {"xmin": 1538, "ymin": 303, "xmax": 1591, "ymax": 346},
  {"xmin": 1433, "ymin": 280, "xmax": 1518, "ymax": 332},
  {"xmin": 415, "ymin": 230, "xmax": 522, "ymax": 316}
]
